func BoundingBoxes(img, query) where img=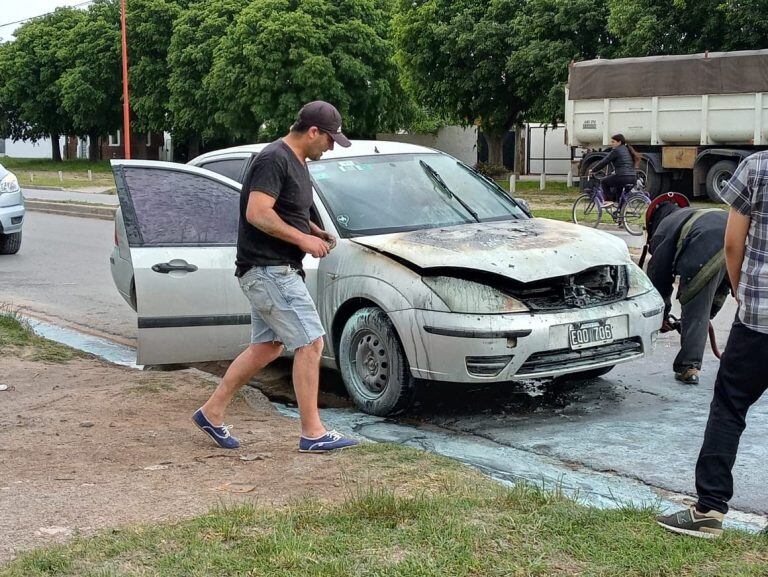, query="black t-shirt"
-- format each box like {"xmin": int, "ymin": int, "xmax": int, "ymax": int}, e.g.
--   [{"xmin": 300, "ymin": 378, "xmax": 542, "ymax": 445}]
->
[{"xmin": 235, "ymin": 139, "xmax": 312, "ymax": 276}]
